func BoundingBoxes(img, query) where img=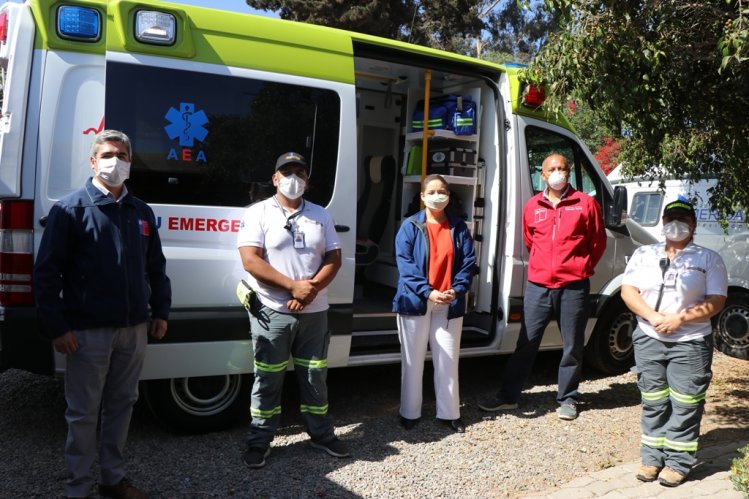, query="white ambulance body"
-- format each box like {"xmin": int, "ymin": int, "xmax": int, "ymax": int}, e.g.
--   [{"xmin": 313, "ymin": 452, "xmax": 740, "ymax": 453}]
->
[
  {"xmin": 609, "ymin": 166, "xmax": 749, "ymax": 360},
  {"xmin": 0, "ymin": 0, "xmax": 648, "ymax": 432}
]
